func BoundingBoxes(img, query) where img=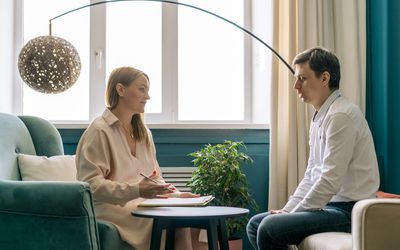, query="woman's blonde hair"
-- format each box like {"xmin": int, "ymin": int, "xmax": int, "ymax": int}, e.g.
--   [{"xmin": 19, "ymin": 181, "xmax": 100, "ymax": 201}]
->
[{"xmin": 105, "ymin": 66, "xmax": 150, "ymax": 147}]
